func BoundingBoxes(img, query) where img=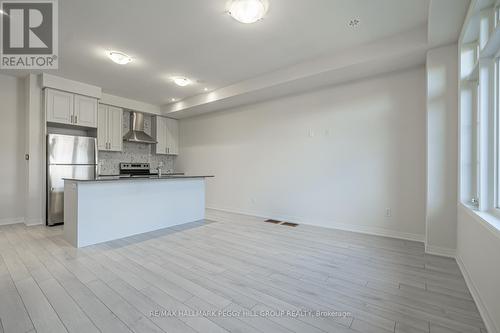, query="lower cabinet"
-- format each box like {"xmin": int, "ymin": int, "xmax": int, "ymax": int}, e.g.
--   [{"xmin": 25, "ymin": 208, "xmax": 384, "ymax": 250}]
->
[
  {"xmin": 152, "ymin": 116, "xmax": 179, "ymax": 155},
  {"xmin": 98, "ymin": 104, "xmax": 123, "ymax": 151}
]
